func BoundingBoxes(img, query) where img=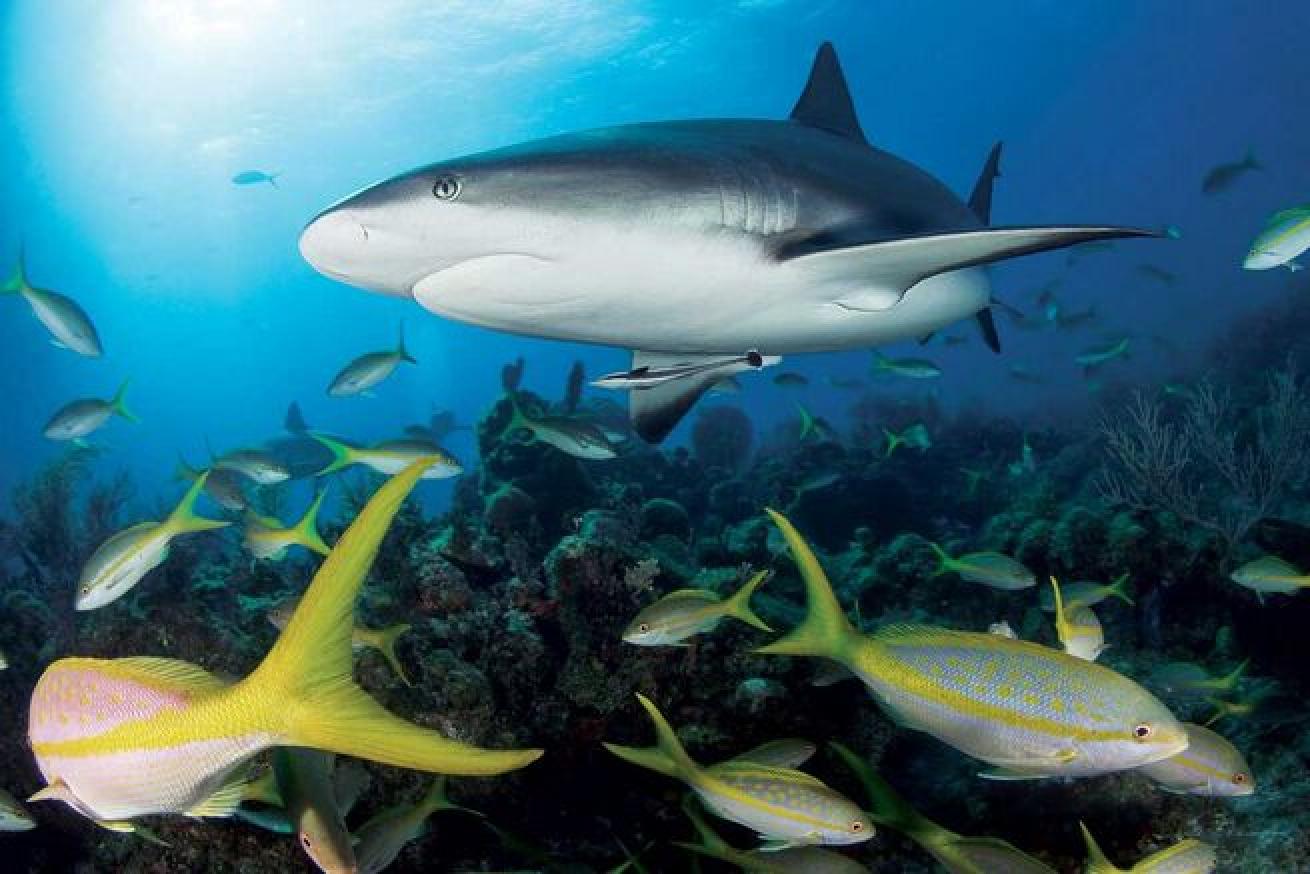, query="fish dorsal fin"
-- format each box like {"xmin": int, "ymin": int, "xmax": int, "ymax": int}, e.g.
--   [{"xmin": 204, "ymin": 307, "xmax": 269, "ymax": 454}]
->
[
  {"xmin": 707, "ymin": 761, "xmax": 826, "ymax": 788},
  {"xmin": 661, "ymin": 587, "xmax": 719, "ymax": 600},
  {"xmin": 112, "ymin": 656, "xmax": 230, "ymax": 698},
  {"xmin": 789, "ymin": 42, "xmax": 867, "ymax": 145}
]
